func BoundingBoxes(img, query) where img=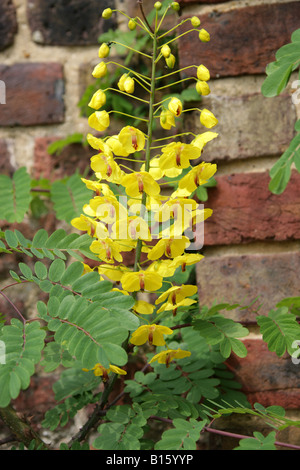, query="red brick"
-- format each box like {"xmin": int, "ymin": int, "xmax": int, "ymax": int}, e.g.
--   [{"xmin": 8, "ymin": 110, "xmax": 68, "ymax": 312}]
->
[
  {"xmin": 196, "ymin": 251, "xmax": 300, "ymax": 323},
  {"xmin": 226, "ymin": 339, "xmax": 300, "ymax": 409},
  {"xmin": 33, "ymin": 137, "xmax": 95, "ymax": 181},
  {"xmin": 178, "ymin": 2, "xmax": 300, "ymax": 78},
  {"xmin": 0, "ymin": 63, "xmax": 64, "ymax": 126},
  {"xmin": 27, "ymin": 0, "xmax": 117, "ymax": 46},
  {"xmin": 184, "ymin": 93, "xmax": 297, "ymax": 162},
  {"xmin": 0, "ymin": 0, "xmax": 17, "ymax": 51},
  {"xmin": 201, "ymin": 171, "xmax": 300, "ymax": 246}
]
